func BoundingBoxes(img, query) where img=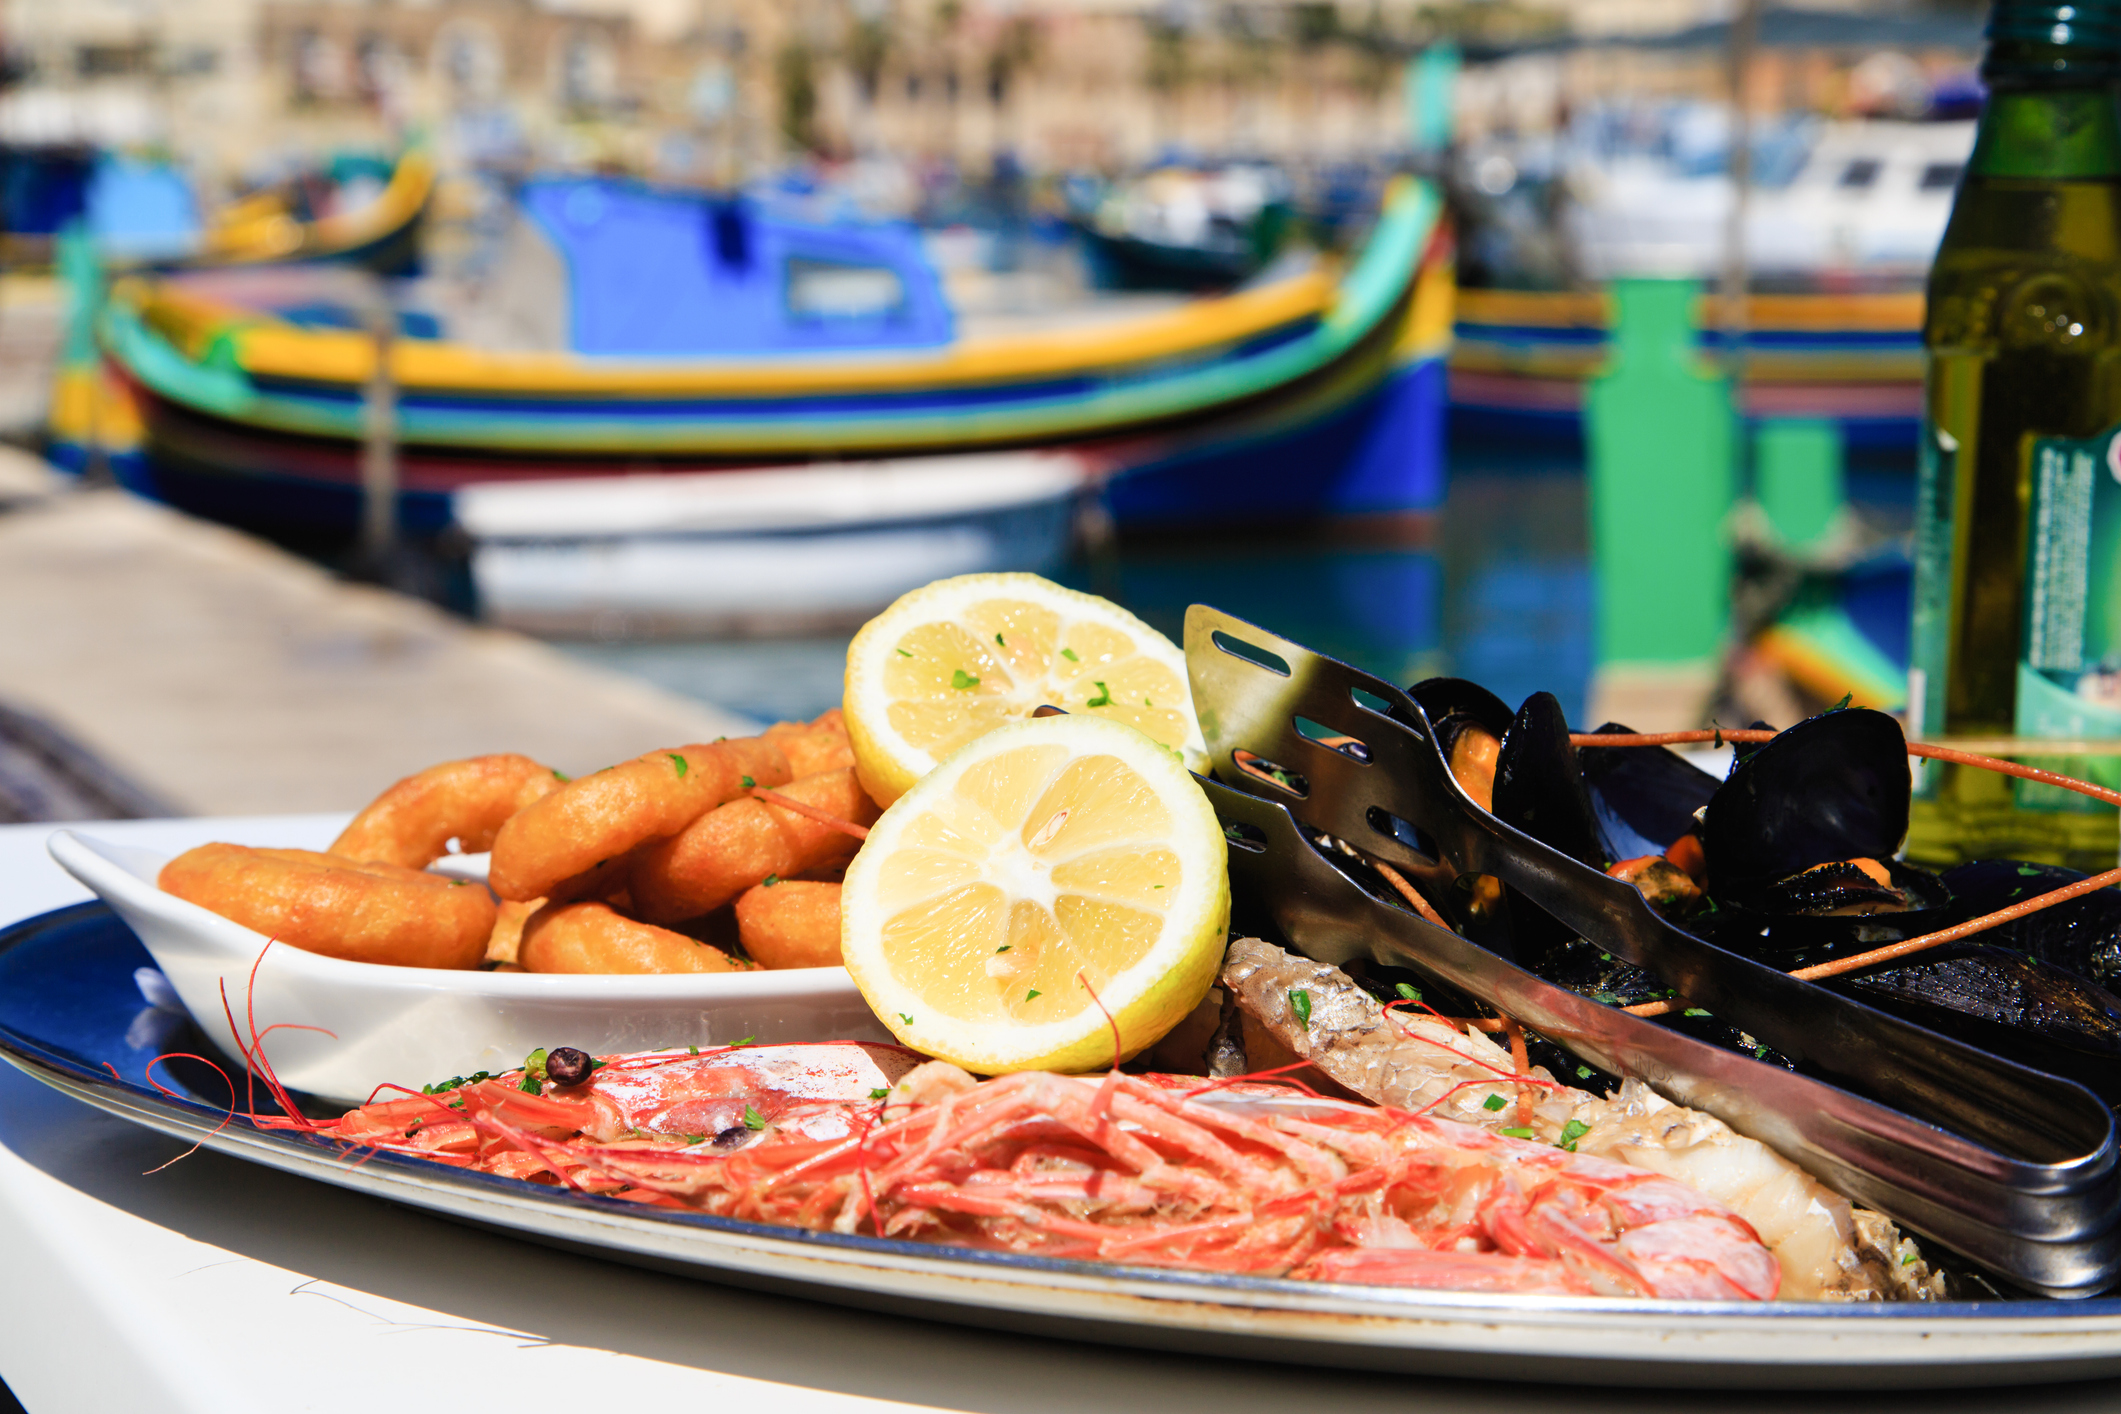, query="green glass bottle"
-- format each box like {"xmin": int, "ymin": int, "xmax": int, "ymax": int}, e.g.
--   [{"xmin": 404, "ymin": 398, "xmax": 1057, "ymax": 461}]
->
[{"xmin": 1908, "ymin": 1, "xmax": 2121, "ymax": 869}]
